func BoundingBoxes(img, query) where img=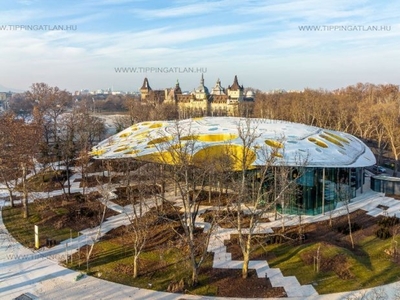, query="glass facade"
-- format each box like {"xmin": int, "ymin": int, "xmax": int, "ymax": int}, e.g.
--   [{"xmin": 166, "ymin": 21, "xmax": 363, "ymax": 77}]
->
[
  {"xmin": 262, "ymin": 167, "xmax": 364, "ymax": 216},
  {"xmin": 371, "ymin": 175, "xmax": 400, "ymax": 195}
]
